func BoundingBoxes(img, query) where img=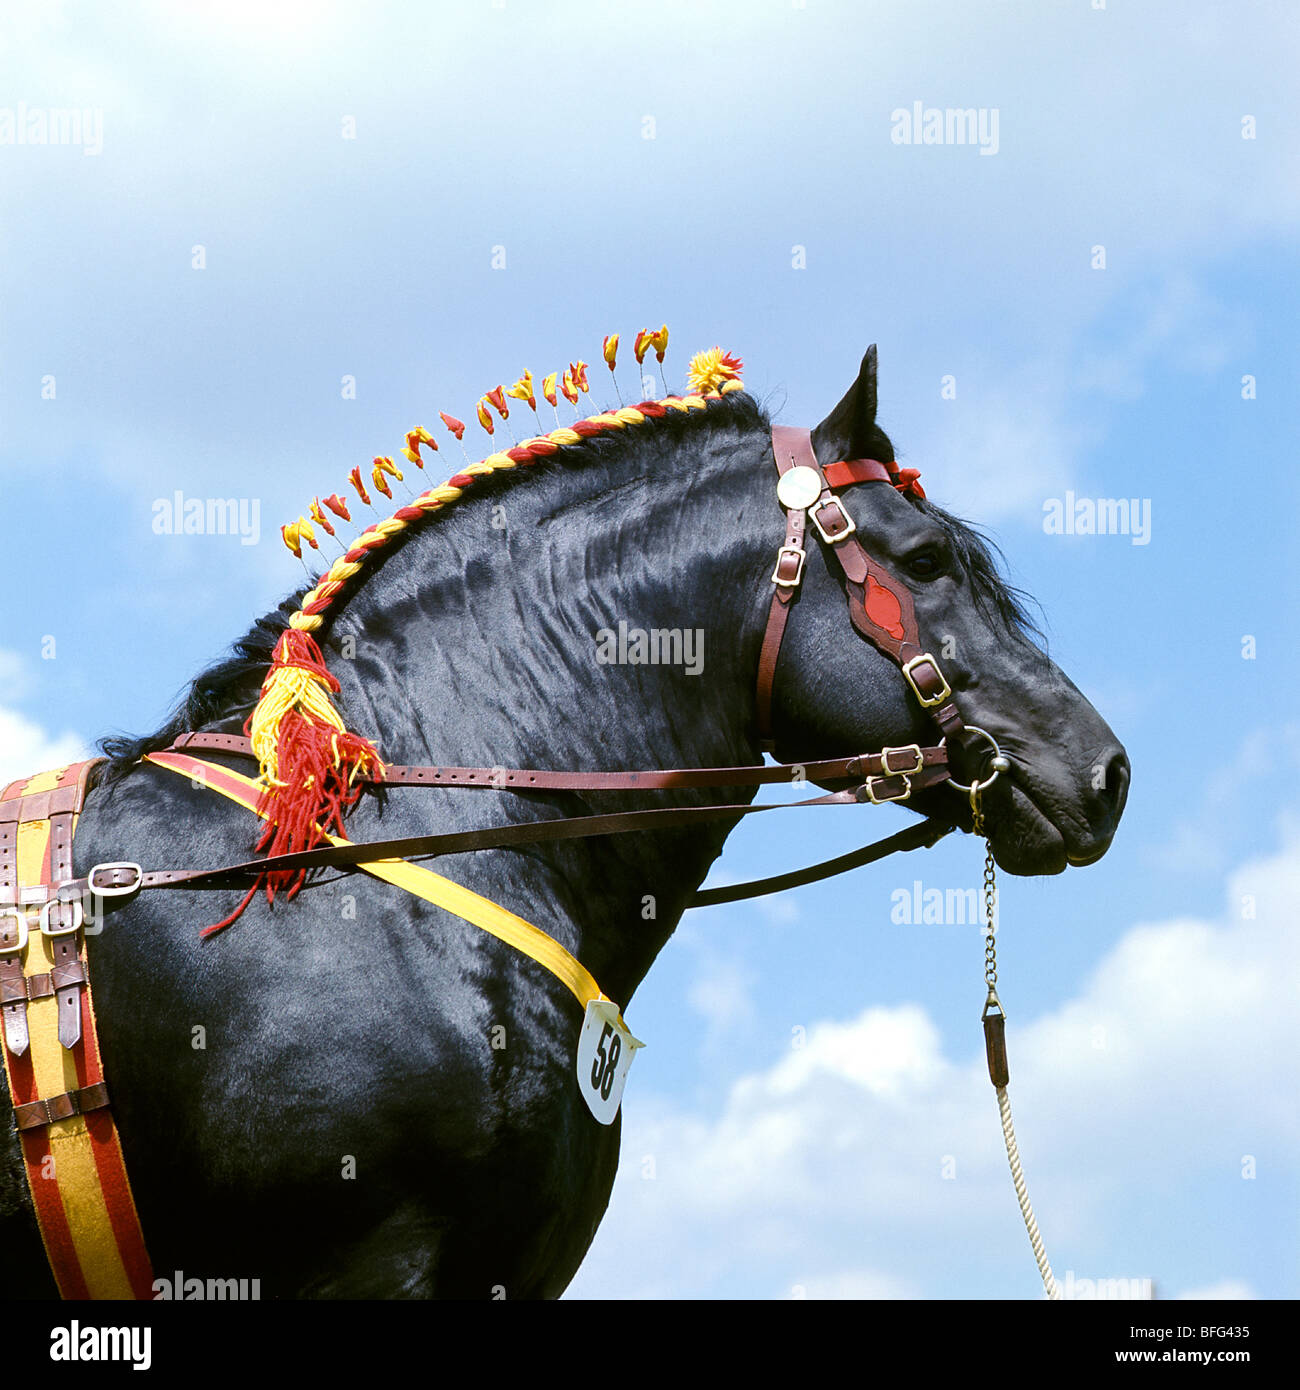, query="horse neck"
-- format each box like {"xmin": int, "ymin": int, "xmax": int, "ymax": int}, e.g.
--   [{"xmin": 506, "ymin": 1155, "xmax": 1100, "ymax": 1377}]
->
[{"xmin": 325, "ymin": 412, "xmax": 777, "ymax": 999}]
